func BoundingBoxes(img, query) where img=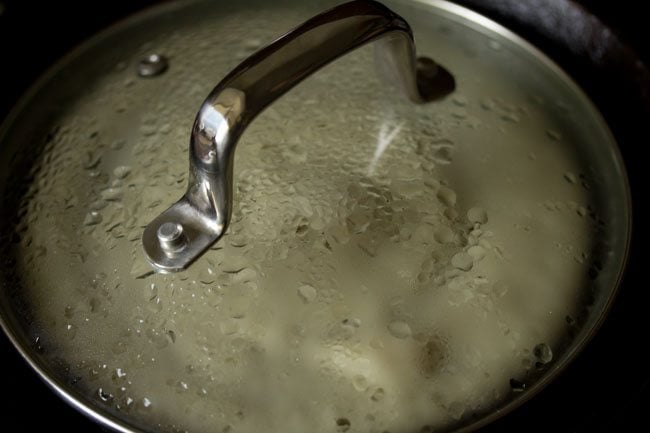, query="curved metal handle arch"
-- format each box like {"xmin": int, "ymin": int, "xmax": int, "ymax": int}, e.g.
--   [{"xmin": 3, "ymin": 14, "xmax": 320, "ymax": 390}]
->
[{"xmin": 143, "ymin": 0, "xmax": 454, "ymax": 272}]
